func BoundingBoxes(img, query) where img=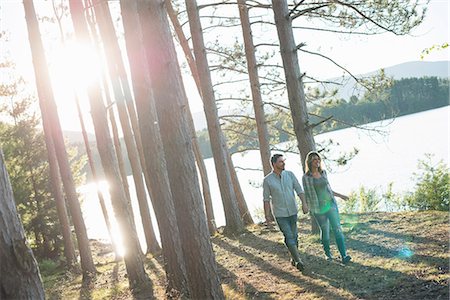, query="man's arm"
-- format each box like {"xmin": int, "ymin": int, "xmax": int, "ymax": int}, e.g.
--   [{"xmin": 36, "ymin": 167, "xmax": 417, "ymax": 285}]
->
[
  {"xmin": 291, "ymin": 172, "xmax": 309, "ymax": 214},
  {"xmin": 262, "ymin": 178, "xmax": 274, "ymax": 223},
  {"xmin": 264, "ymin": 201, "xmax": 274, "ymax": 223},
  {"xmin": 298, "ymin": 193, "xmax": 309, "ymax": 214}
]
